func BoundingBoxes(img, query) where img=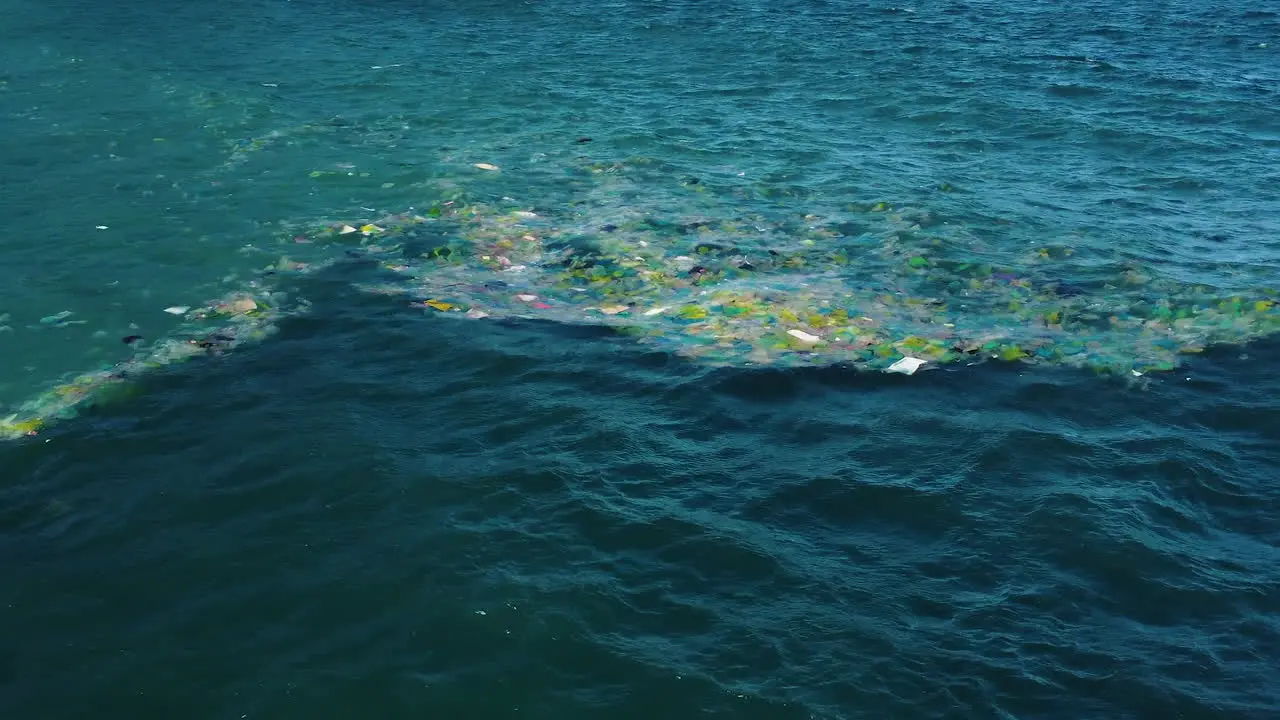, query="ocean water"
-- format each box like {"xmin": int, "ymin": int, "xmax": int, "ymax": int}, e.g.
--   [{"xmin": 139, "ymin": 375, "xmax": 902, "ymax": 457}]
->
[{"xmin": 2, "ymin": 0, "xmax": 1279, "ymax": 717}]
